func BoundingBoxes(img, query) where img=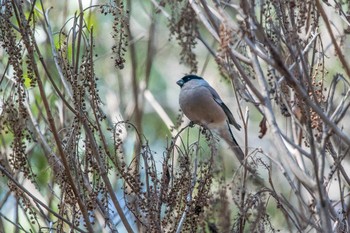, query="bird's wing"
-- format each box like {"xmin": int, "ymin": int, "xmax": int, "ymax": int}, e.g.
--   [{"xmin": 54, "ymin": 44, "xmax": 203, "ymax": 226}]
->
[{"xmin": 207, "ymin": 85, "xmax": 241, "ymax": 130}]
